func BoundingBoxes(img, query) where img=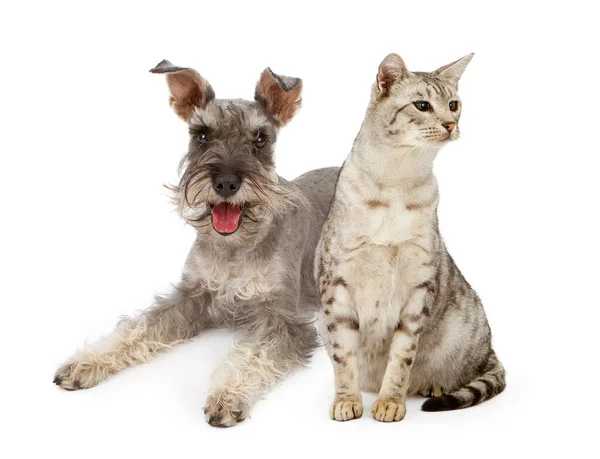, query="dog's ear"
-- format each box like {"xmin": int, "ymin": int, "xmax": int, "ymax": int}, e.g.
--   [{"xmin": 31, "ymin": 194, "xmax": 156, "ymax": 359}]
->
[
  {"xmin": 150, "ymin": 60, "xmax": 215, "ymax": 122},
  {"xmin": 255, "ymin": 68, "xmax": 302, "ymax": 127},
  {"xmin": 376, "ymin": 53, "xmax": 409, "ymax": 95}
]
